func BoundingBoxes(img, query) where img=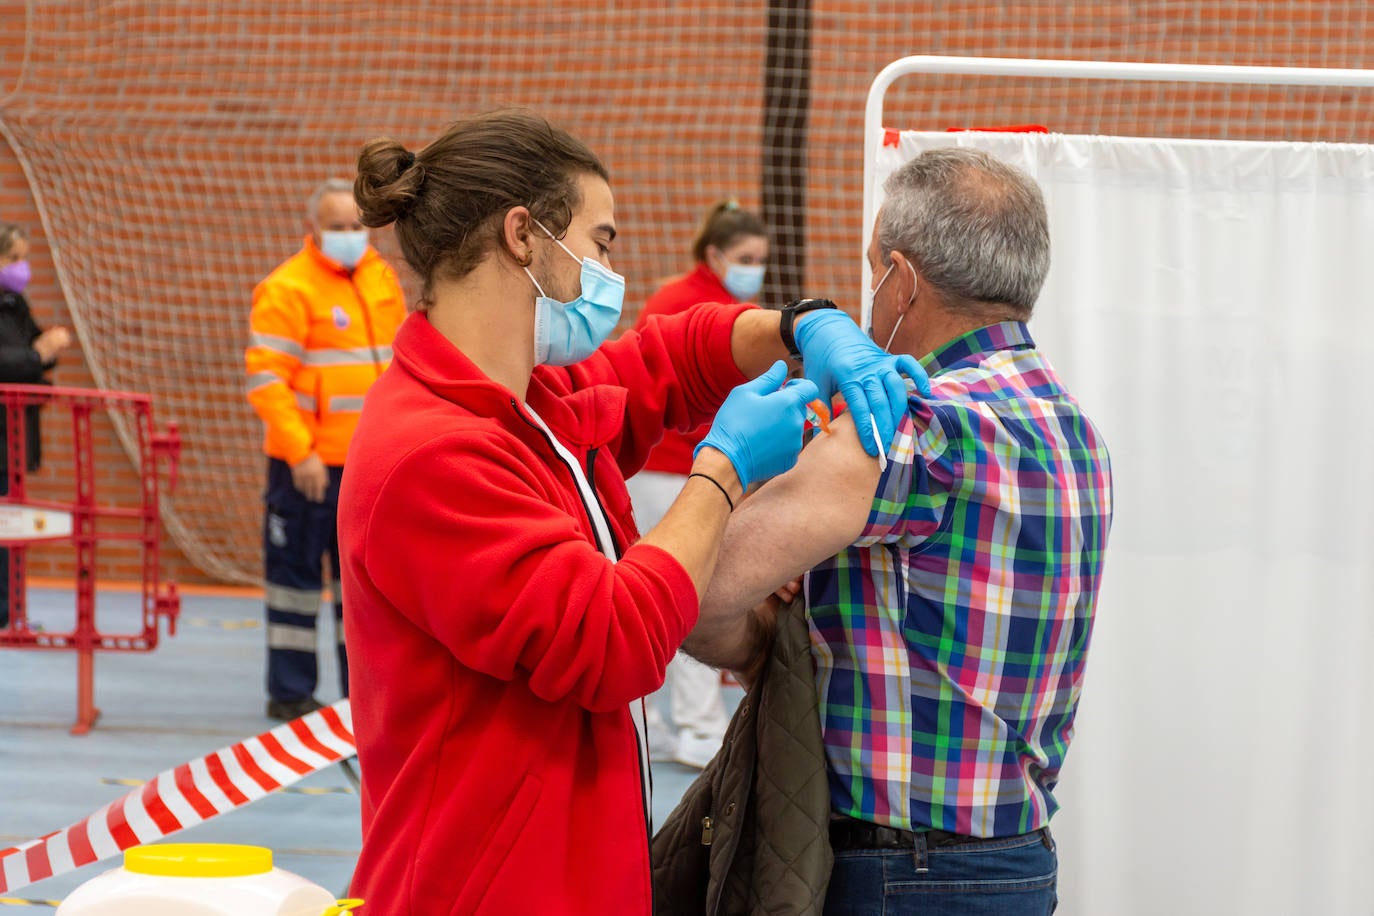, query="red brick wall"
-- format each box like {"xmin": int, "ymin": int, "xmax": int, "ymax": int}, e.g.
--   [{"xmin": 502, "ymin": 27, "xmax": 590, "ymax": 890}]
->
[{"xmin": 0, "ymin": 1, "xmax": 1369, "ymax": 584}]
